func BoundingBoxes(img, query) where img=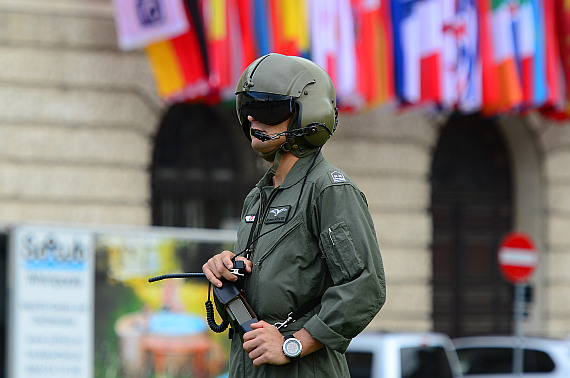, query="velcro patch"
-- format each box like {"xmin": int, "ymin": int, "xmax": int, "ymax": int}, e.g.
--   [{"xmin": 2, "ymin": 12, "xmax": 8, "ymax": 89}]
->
[
  {"xmin": 329, "ymin": 170, "xmax": 346, "ymax": 183},
  {"xmin": 264, "ymin": 205, "xmax": 291, "ymax": 224}
]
